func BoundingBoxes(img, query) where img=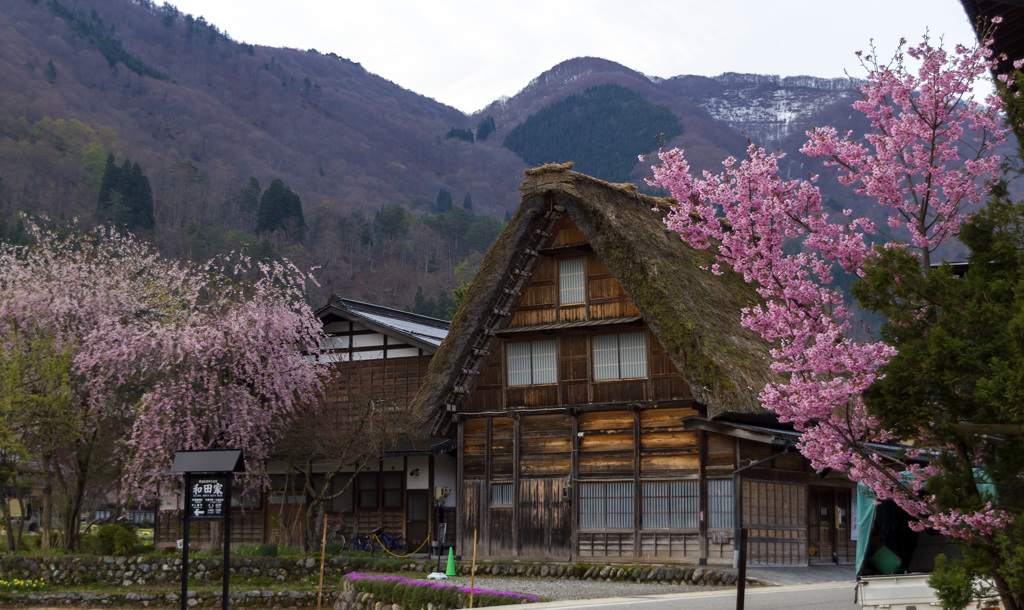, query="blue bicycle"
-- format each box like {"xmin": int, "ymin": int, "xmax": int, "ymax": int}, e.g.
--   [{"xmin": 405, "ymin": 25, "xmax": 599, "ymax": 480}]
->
[{"xmin": 371, "ymin": 526, "xmax": 408, "ymax": 555}]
